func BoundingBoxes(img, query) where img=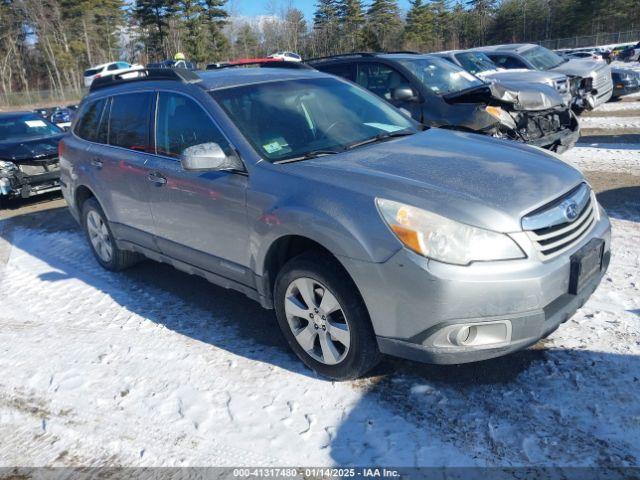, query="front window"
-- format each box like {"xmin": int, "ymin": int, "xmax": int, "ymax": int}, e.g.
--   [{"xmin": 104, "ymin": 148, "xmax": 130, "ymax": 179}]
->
[
  {"xmin": 0, "ymin": 114, "xmax": 62, "ymax": 141},
  {"xmin": 454, "ymin": 52, "xmax": 498, "ymax": 75},
  {"xmin": 396, "ymin": 56, "xmax": 484, "ymax": 95},
  {"xmin": 211, "ymin": 77, "xmax": 417, "ymax": 162},
  {"xmin": 521, "ymin": 46, "xmax": 566, "ymax": 70}
]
